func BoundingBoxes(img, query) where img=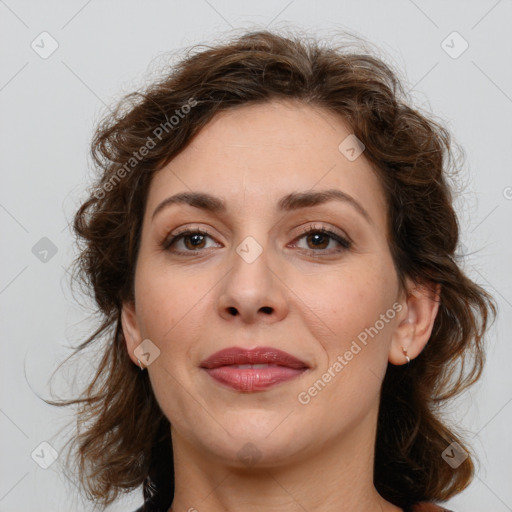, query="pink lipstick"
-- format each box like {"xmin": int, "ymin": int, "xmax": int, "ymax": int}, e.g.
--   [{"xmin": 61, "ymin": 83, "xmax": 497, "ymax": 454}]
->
[{"xmin": 200, "ymin": 346, "xmax": 309, "ymax": 392}]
